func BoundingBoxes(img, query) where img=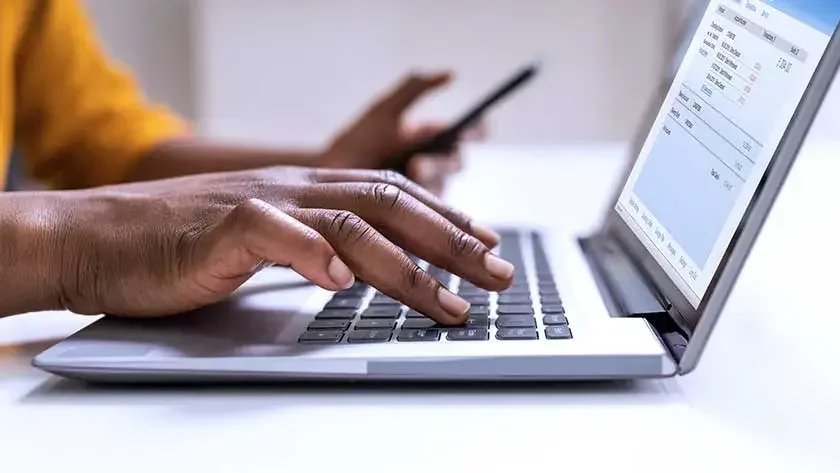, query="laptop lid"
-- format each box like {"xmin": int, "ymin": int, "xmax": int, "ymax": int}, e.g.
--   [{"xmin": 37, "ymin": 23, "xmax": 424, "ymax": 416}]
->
[{"xmin": 603, "ymin": 1, "xmax": 840, "ymax": 373}]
